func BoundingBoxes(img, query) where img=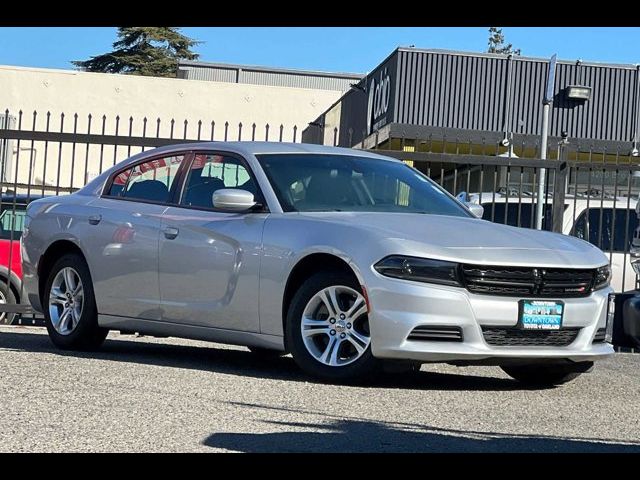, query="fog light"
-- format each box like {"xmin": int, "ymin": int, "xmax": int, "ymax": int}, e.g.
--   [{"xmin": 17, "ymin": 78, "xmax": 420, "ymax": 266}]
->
[{"xmin": 605, "ymin": 293, "xmax": 615, "ymax": 343}]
